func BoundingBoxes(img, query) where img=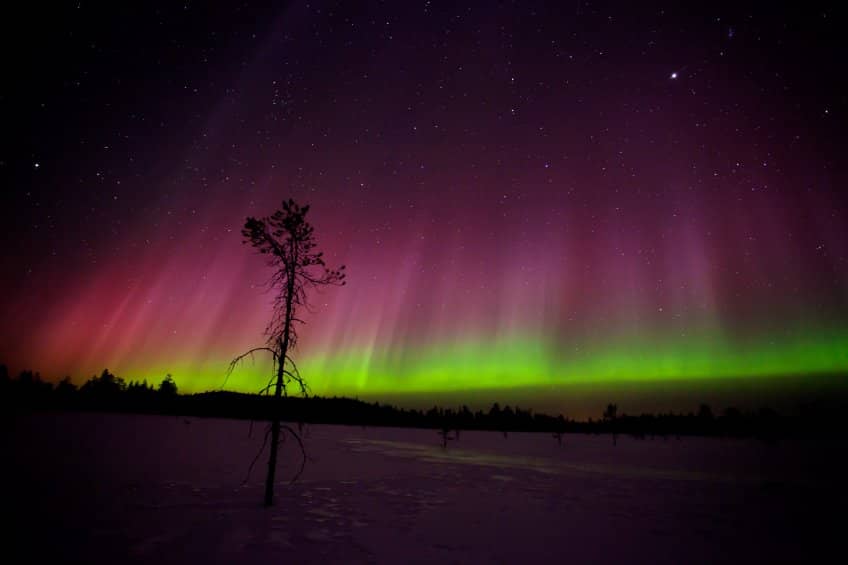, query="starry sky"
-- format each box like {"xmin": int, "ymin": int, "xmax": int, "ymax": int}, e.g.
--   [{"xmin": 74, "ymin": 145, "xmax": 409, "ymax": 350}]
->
[{"xmin": 2, "ymin": 1, "xmax": 846, "ymax": 416}]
